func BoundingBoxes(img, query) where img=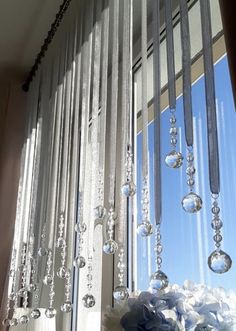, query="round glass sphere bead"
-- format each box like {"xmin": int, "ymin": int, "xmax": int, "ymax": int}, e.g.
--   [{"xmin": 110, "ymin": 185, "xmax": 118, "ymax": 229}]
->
[
  {"xmin": 28, "ymin": 283, "xmax": 37, "ymax": 292},
  {"xmin": 211, "ymin": 219, "xmax": 223, "ymax": 230},
  {"xmin": 75, "ymin": 222, "xmax": 87, "ymax": 233},
  {"xmin": 45, "ymin": 308, "xmax": 57, "ymax": 318},
  {"xmin": 186, "ymin": 166, "xmax": 196, "ymax": 176},
  {"xmin": 182, "ymin": 192, "xmax": 202, "ymax": 213},
  {"xmin": 165, "ymin": 150, "xmax": 183, "ymax": 169},
  {"xmin": 30, "ymin": 309, "xmax": 41, "ymax": 319},
  {"xmin": 56, "ymin": 237, "xmax": 66, "ymax": 249},
  {"xmin": 113, "ymin": 285, "xmax": 129, "ymax": 301},
  {"xmin": 43, "ymin": 274, "xmax": 53, "ymax": 286},
  {"xmin": 94, "ymin": 205, "xmax": 107, "ymax": 220},
  {"xmin": 137, "ymin": 222, "xmax": 153, "ymax": 237},
  {"xmin": 169, "ymin": 127, "xmax": 177, "ymax": 135},
  {"xmin": 121, "ymin": 181, "xmax": 136, "ymax": 197},
  {"xmin": 19, "ymin": 315, "xmax": 29, "ymax": 325},
  {"xmin": 82, "ymin": 294, "xmax": 96, "ymax": 308},
  {"xmin": 208, "ymin": 249, "xmax": 232, "ymax": 274},
  {"xmin": 57, "ymin": 266, "xmax": 69, "ymax": 279},
  {"xmin": 38, "ymin": 247, "xmax": 47, "ymax": 257},
  {"xmin": 61, "ymin": 301, "xmax": 72, "ymax": 313},
  {"xmin": 9, "ymin": 318, "xmax": 18, "ymax": 326},
  {"xmin": 2, "ymin": 318, "xmax": 10, "ymax": 326},
  {"xmin": 73, "ymin": 256, "xmax": 86, "ymax": 268},
  {"xmin": 150, "ymin": 270, "xmax": 169, "ymax": 291},
  {"xmin": 103, "ymin": 239, "xmax": 118, "ymax": 255}
]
